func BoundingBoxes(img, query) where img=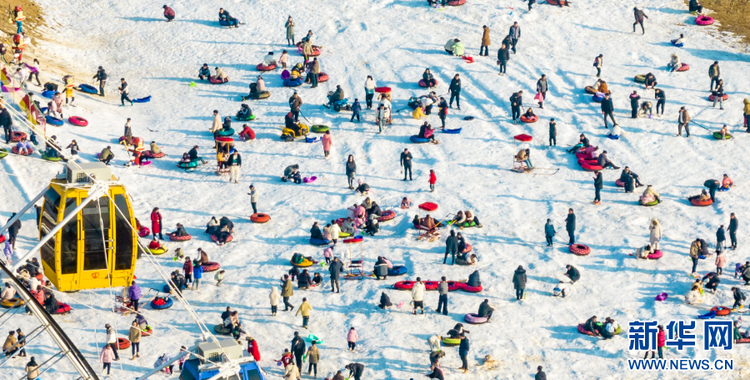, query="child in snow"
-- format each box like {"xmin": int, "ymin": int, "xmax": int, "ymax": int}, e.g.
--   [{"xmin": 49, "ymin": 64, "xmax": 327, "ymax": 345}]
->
[
  {"xmin": 3, "ymin": 237, "xmax": 13, "ymax": 264},
  {"xmin": 178, "ymin": 346, "xmax": 188, "ymax": 370},
  {"xmin": 721, "ymin": 174, "xmax": 734, "ymax": 190},
  {"xmin": 279, "ymin": 50, "xmax": 288, "ymax": 69},
  {"xmin": 553, "ymin": 281, "xmax": 566, "ymax": 298},
  {"xmin": 66, "ymin": 140, "xmax": 79, "ymax": 156},
  {"xmin": 347, "ymin": 327, "xmax": 358, "ymax": 351},
  {"xmin": 214, "ymin": 270, "xmax": 225, "ymax": 286},
  {"xmin": 716, "ymin": 250, "xmax": 727, "ymax": 275},
  {"xmin": 523, "ymin": 108, "xmax": 536, "ymax": 119},
  {"xmin": 638, "ymin": 101, "xmax": 653, "ymax": 118},
  {"xmin": 429, "ymin": 170, "xmax": 437, "ymax": 192},
  {"xmin": 148, "ymin": 238, "xmax": 165, "ymax": 251},
  {"xmin": 323, "ymin": 246, "xmax": 332, "ymax": 265},
  {"xmin": 668, "ymin": 54, "xmax": 681, "ymax": 72},
  {"xmin": 401, "ymin": 197, "xmax": 412, "ymax": 209},
  {"xmin": 635, "ymin": 244, "xmax": 654, "ymax": 259},
  {"xmin": 732, "ymin": 287, "xmax": 746, "ymax": 310}
]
